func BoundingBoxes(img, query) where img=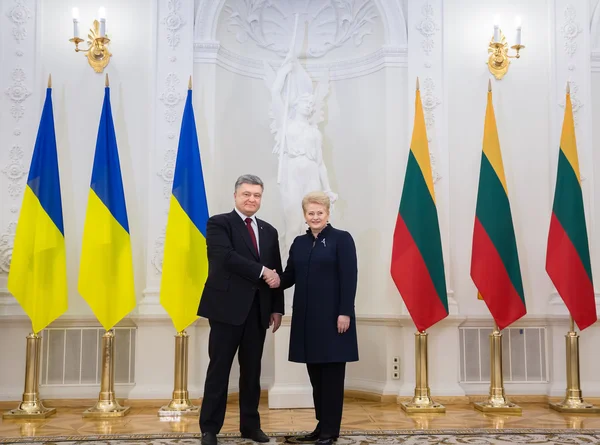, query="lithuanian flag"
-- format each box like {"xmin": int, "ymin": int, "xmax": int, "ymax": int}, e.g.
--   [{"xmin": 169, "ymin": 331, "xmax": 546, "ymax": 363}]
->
[
  {"xmin": 546, "ymin": 84, "xmax": 597, "ymax": 330},
  {"xmin": 471, "ymin": 81, "xmax": 526, "ymax": 330},
  {"xmin": 390, "ymin": 79, "xmax": 448, "ymax": 332}
]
